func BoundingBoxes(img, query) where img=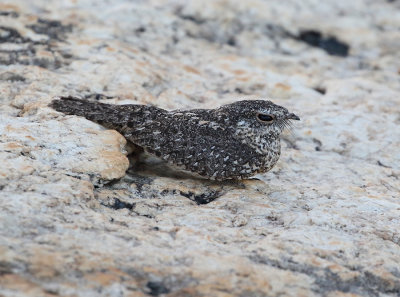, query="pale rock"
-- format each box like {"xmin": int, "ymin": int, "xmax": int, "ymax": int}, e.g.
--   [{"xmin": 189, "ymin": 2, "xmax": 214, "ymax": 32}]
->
[{"xmin": 0, "ymin": 0, "xmax": 399, "ymax": 296}]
